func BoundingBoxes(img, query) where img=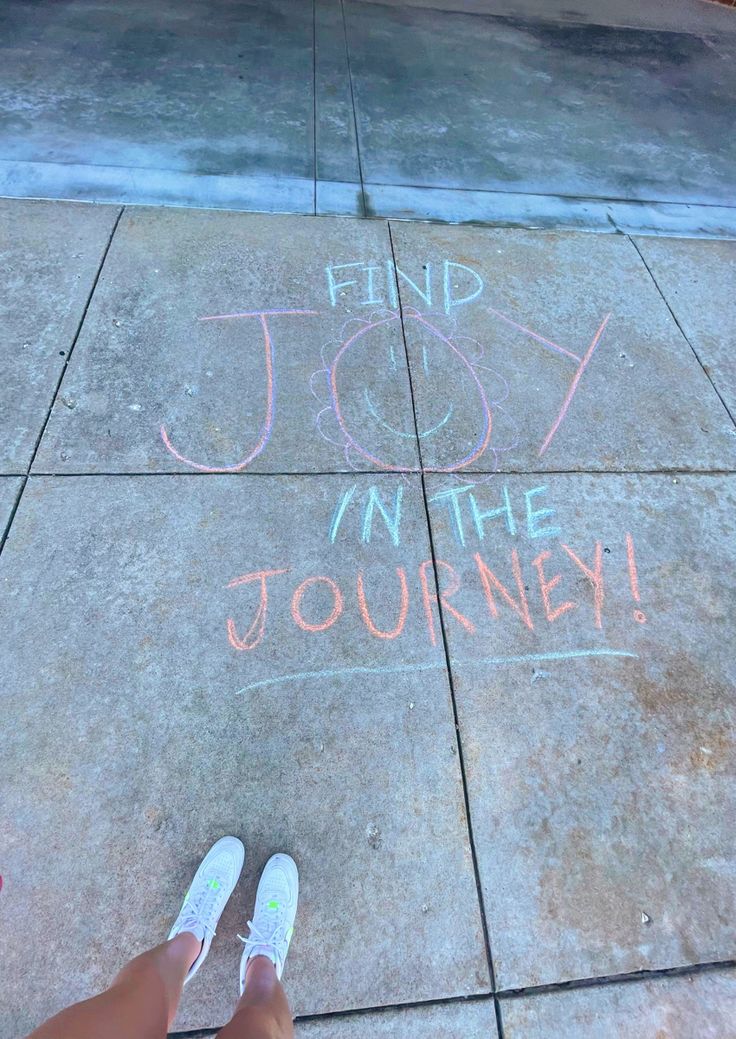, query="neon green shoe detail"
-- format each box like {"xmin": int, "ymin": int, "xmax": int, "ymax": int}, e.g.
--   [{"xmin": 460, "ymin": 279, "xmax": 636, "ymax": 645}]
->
[
  {"xmin": 167, "ymin": 836, "xmax": 245, "ymax": 986},
  {"xmin": 239, "ymin": 854, "xmax": 299, "ymax": 991}
]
